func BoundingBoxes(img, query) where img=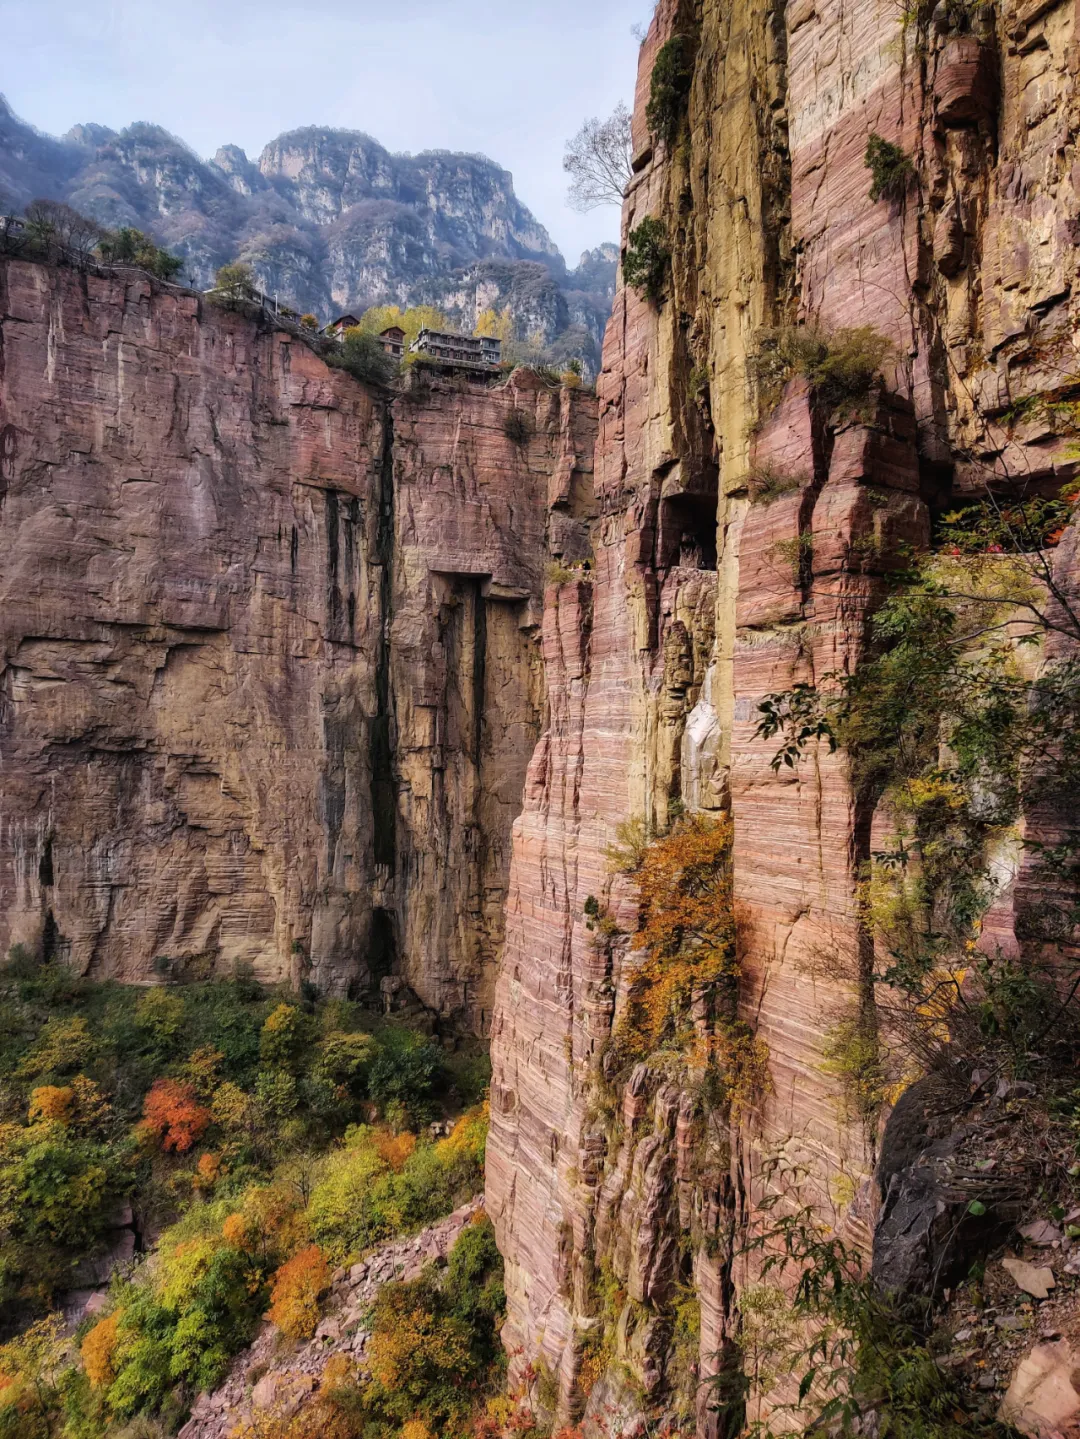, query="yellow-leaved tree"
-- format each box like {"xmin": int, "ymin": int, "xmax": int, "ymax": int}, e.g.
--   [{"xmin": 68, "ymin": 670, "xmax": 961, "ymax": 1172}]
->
[
  {"xmin": 357, "ymin": 304, "xmax": 449, "ymax": 360},
  {"xmin": 268, "ymin": 1244, "xmax": 330, "ymax": 1339},
  {"xmin": 474, "ymin": 307, "xmax": 513, "ymax": 342}
]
